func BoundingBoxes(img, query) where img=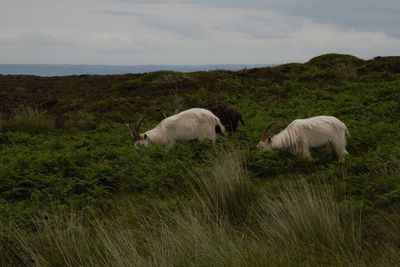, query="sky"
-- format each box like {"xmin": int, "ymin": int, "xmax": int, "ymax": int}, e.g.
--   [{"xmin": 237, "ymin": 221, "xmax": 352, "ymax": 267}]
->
[{"xmin": 0, "ymin": 0, "xmax": 399, "ymax": 65}]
